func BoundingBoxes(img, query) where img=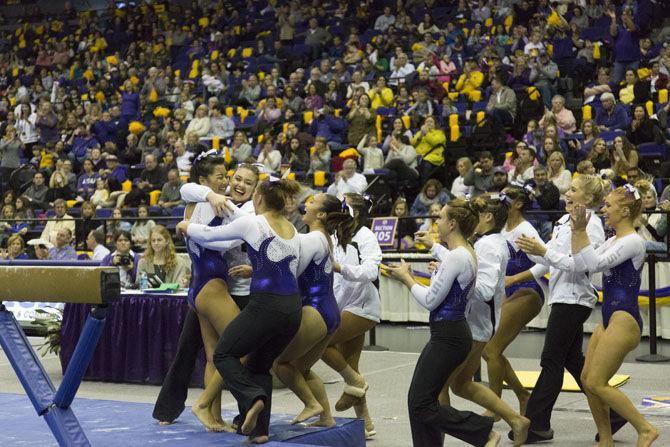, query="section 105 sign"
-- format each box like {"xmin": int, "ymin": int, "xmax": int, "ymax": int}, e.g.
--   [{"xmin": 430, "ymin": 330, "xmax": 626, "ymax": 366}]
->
[{"xmin": 371, "ymin": 217, "xmax": 398, "ymax": 247}]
